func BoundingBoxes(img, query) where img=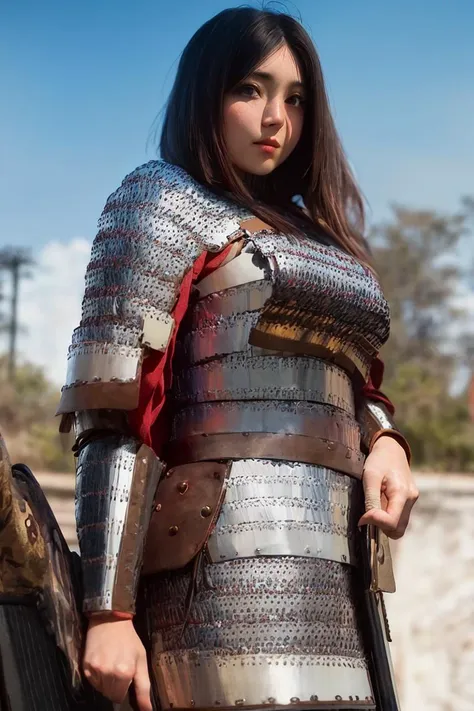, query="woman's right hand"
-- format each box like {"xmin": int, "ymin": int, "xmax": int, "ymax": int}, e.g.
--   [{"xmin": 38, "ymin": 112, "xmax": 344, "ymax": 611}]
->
[{"xmin": 83, "ymin": 615, "xmax": 153, "ymax": 711}]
